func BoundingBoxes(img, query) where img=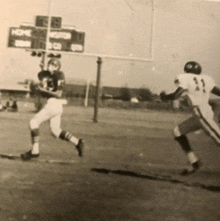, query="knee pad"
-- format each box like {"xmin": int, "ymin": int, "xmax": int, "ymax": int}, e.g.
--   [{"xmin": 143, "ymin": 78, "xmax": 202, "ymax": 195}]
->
[
  {"xmin": 50, "ymin": 126, "xmax": 62, "ymax": 138},
  {"xmin": 30, "ymin": 118, "xmax": 40, "ymax": 129},
  {"xmin": 173, "ymin": 126, "xmax": 181, "ymax": 138}
]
